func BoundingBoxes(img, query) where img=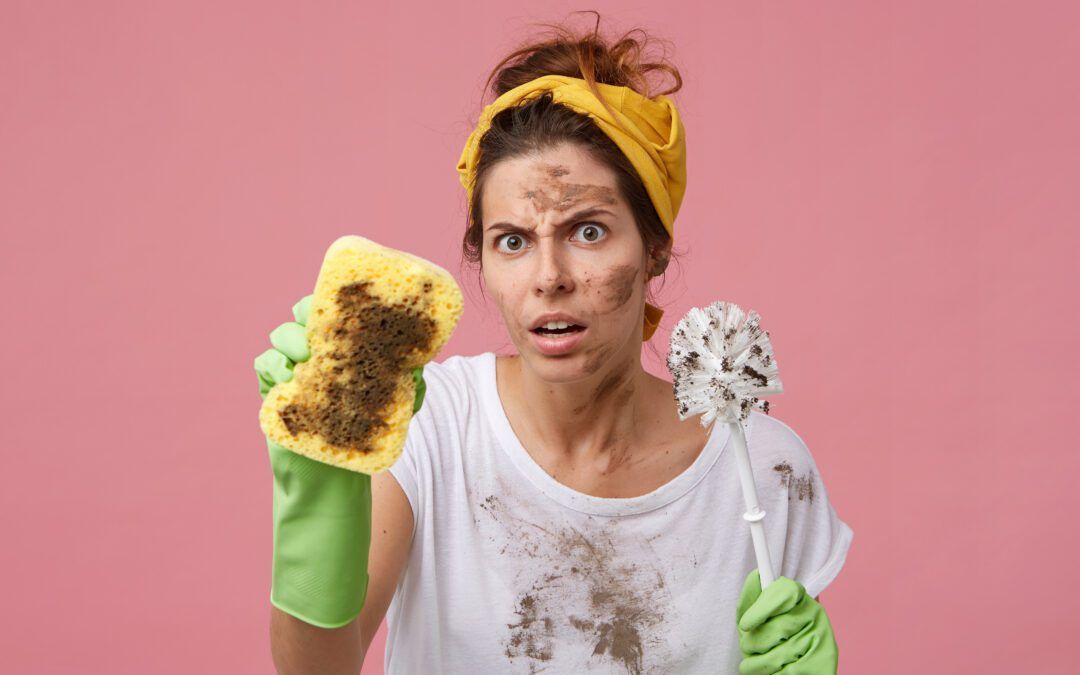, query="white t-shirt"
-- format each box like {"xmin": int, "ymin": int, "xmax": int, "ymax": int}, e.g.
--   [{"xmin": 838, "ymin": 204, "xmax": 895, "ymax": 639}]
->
[{"xmin": 386, "ymin": 352, "xmax": 854, "ymax": 674}]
